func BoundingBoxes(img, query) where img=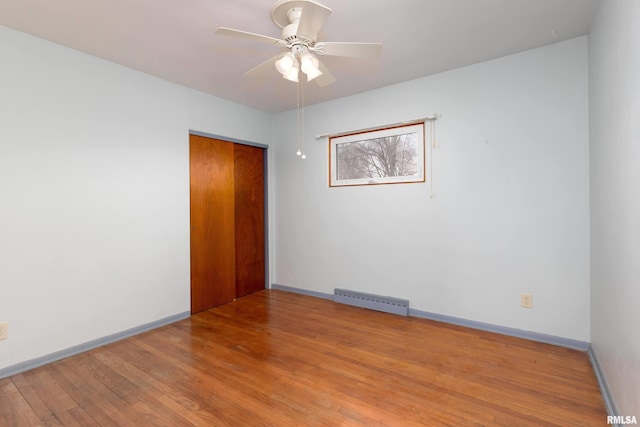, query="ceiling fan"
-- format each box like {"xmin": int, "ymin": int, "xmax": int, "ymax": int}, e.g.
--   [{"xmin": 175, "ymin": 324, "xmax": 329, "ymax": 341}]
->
[{"xmin": 215, "ymin": 0, "xmax": 382, "ymax": 87}]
